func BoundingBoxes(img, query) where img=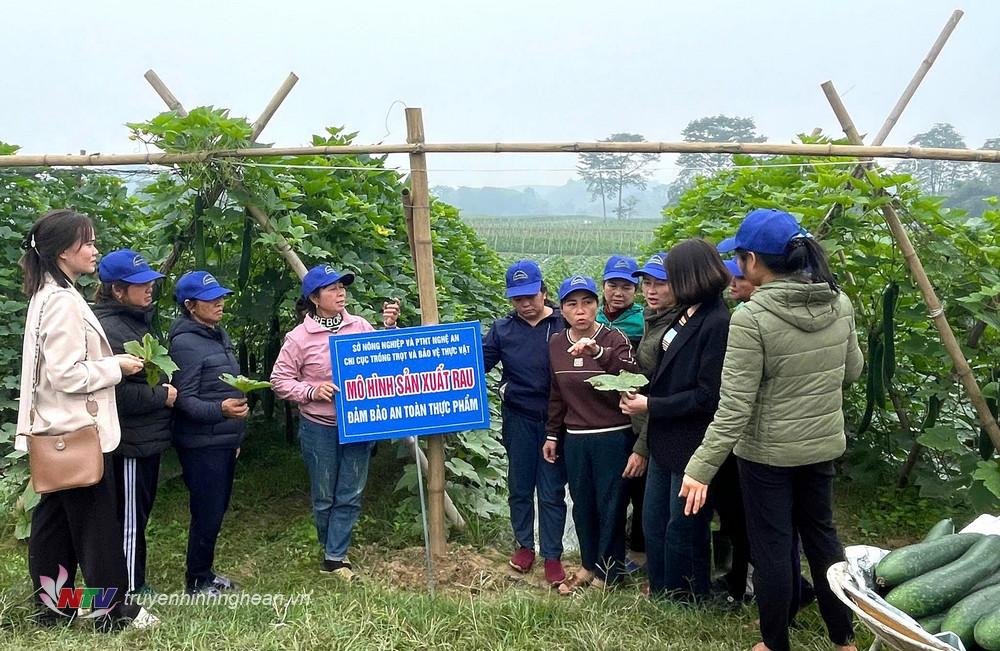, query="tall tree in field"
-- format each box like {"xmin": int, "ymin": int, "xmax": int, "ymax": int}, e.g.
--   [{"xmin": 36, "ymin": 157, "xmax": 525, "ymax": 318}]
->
[
  {"xmin": 577, "ymin": 133, "xmax": 657, "ymax": 221},
  {"xmin": 670, "ymin": 115, "xmax": 766, "ymax": 201},
  {"xmin": 980, "ymin": 137, "xmax": 1000, "ymax": 185},
  {"xmin": 577, "ymin": 151, "xmax": 613, "ymax": 220},
  {"xmin": 896, "ymin": 123, "xmax": 973, "ymax": 195}
]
